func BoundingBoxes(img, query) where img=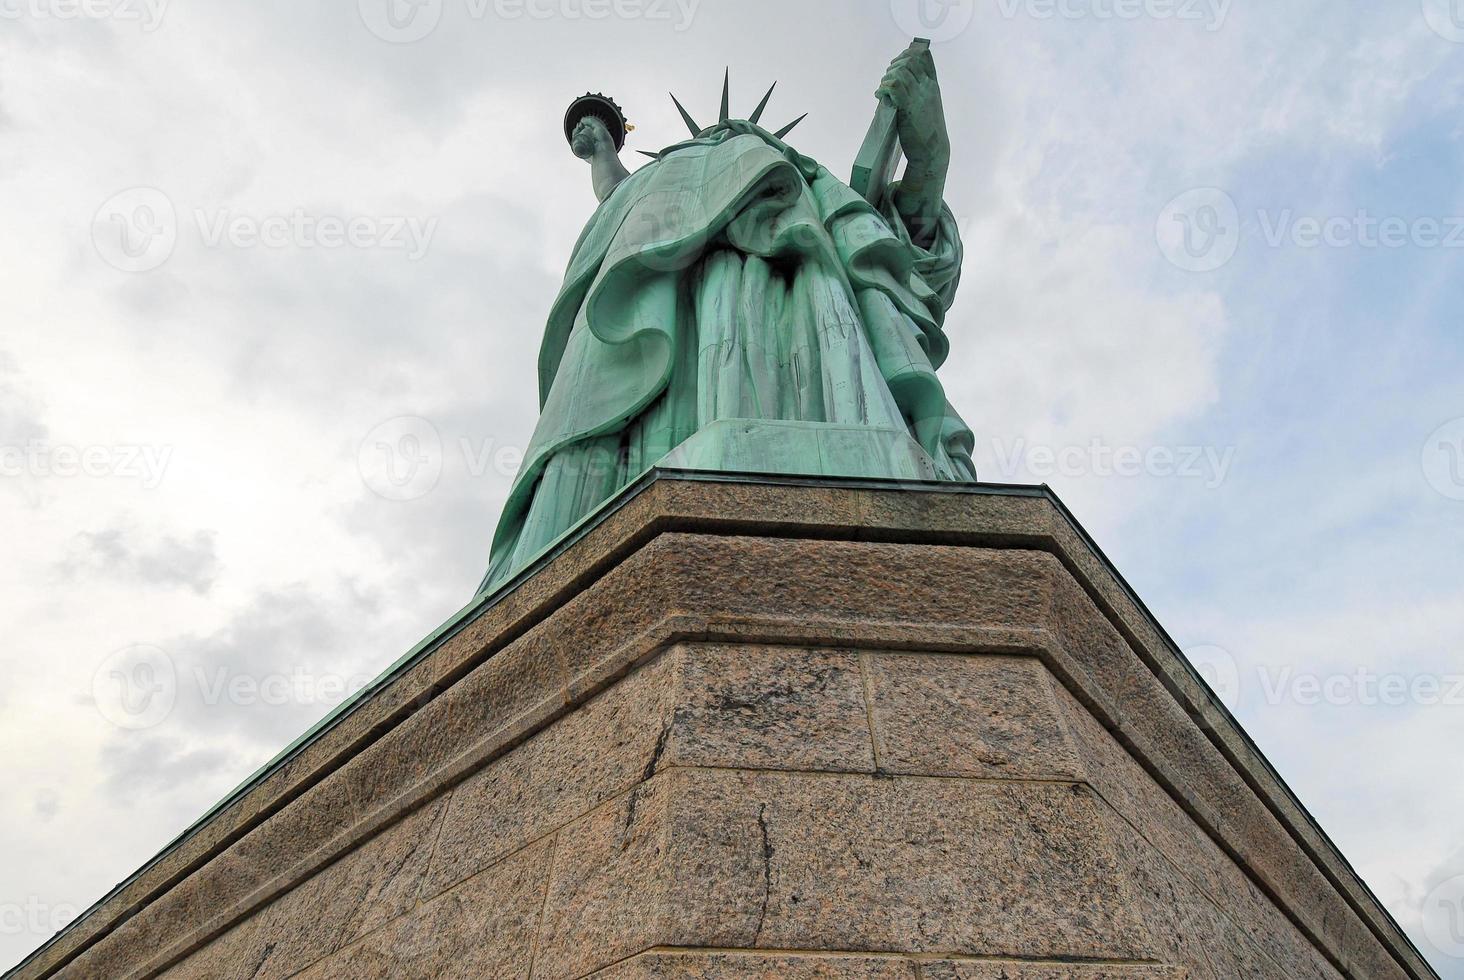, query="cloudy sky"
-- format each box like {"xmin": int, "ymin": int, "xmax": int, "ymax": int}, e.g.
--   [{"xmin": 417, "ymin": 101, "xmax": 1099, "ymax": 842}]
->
[{"xmin": 2, "ymin": 0, "xmax": 1463, "ymax": 973}]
